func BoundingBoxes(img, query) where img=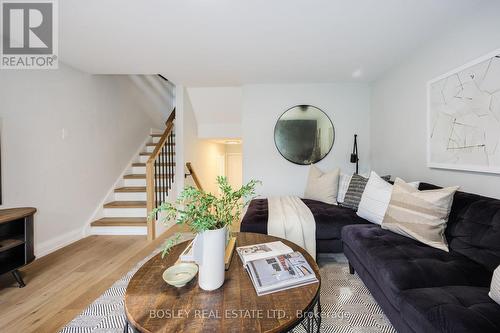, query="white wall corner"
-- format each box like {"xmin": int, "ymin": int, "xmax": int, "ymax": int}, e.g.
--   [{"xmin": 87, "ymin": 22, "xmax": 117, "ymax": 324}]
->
[
  {"xmin": 198, "ymin": 123, "xmax": 242, "ymax": 139},
  {"xmin": 128, "ymin": 75, "xmax": 170, "ymax": 124},
  {"xmin": 36, "ymin": 227, "xmax": 86, "ymax": 258},
  {"xmin": 175, "ymin": 85, "xmax": 186, "ymax": 195}
]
